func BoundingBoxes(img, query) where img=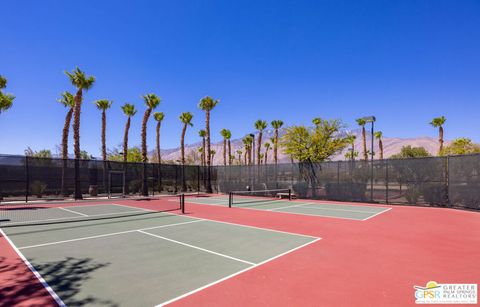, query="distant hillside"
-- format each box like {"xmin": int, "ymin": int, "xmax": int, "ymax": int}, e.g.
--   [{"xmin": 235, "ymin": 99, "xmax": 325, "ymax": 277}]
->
[{"xmin": 156, "ymin": 128, "xmax": 449, "ymax": 164}]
